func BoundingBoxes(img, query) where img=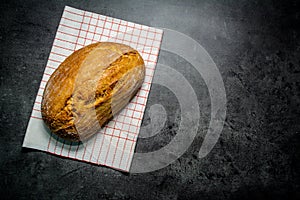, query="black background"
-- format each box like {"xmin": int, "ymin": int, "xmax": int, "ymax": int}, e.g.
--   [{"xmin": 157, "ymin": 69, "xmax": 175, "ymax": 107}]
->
[{"xmin": 0, "ymin": 0, "xmax": 299, "ymax": 199}]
